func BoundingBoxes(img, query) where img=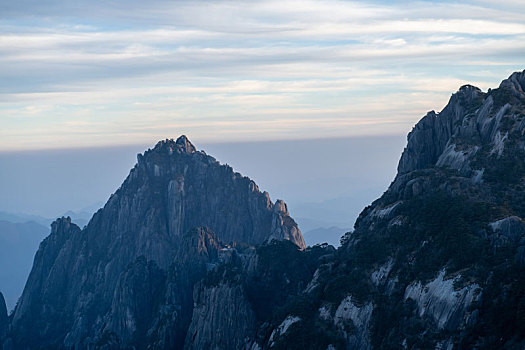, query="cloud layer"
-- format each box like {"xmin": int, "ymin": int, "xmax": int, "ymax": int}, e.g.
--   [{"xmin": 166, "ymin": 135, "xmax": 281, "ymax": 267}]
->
[{"xmin": 1, "ymin": 0, "xmax": 524, "ymax": 150}]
